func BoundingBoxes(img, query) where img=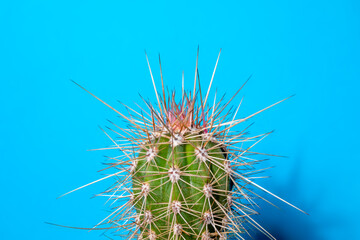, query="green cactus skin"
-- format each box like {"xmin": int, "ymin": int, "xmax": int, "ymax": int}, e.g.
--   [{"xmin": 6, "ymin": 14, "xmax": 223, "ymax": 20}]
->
[
  {"xmin": 64, "ymin": 49, "xmax": 306, "ymax": 240},
  {"xmin": 133, "ymin": 135, "xmax": 229, "ymax": 239}
]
